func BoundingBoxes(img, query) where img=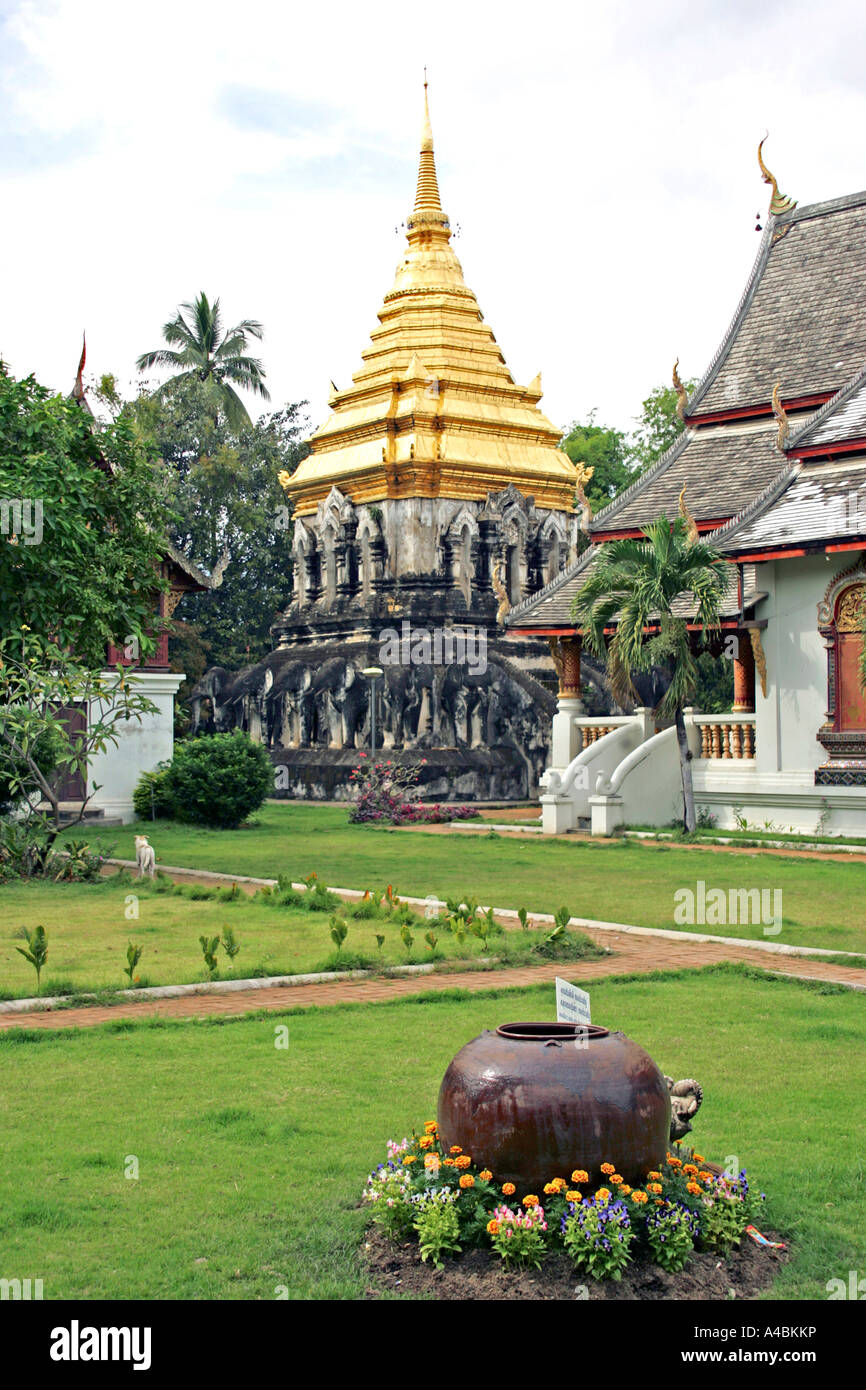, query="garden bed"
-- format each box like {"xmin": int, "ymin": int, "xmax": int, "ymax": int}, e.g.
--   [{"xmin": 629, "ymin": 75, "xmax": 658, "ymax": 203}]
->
[{"xmin": 363, "ymin": 1223, "xmax": 788, "ymax": 1301}]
